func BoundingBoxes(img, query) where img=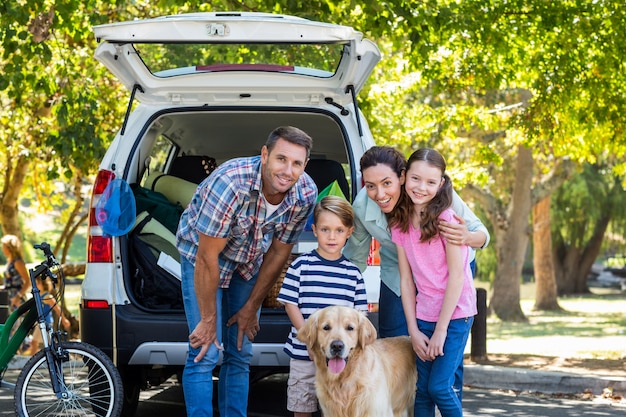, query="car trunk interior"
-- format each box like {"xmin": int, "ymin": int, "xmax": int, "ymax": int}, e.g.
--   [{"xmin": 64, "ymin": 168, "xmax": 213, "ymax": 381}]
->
[
  {"xmin": 126, "ymin": 107, "xmax": 355, "ymax": 311},
  {"xmin": 146, "ymin": 109, "xmax": 352, "ymax": 164}
]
